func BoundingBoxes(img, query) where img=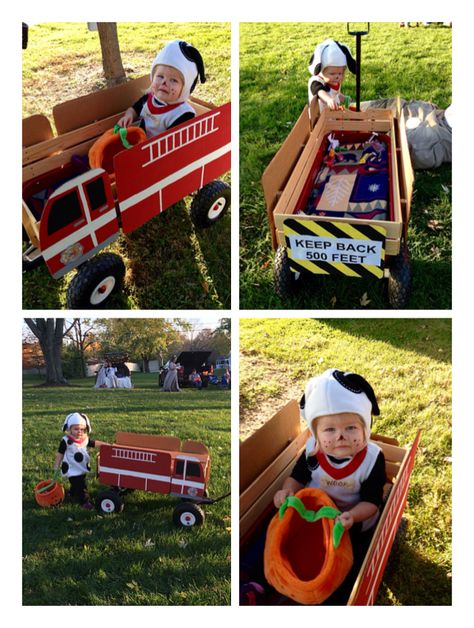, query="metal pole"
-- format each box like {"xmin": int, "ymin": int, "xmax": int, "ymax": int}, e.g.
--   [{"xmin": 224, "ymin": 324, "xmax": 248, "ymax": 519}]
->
[
  {"xmin": 356, "ymin": 34, "xmax": 362, "ymax": 111},
  {"xmin": 347, "ymin": 23, "xmax": 369, "ymax": 112}
]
